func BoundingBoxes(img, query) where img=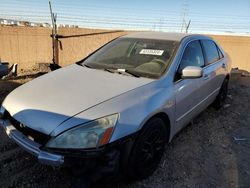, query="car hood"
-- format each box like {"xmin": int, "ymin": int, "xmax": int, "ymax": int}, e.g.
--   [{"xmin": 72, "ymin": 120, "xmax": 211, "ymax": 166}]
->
[{"xmin": 3, "ymin": 64, "xmax": 153, "ymax": 135}]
